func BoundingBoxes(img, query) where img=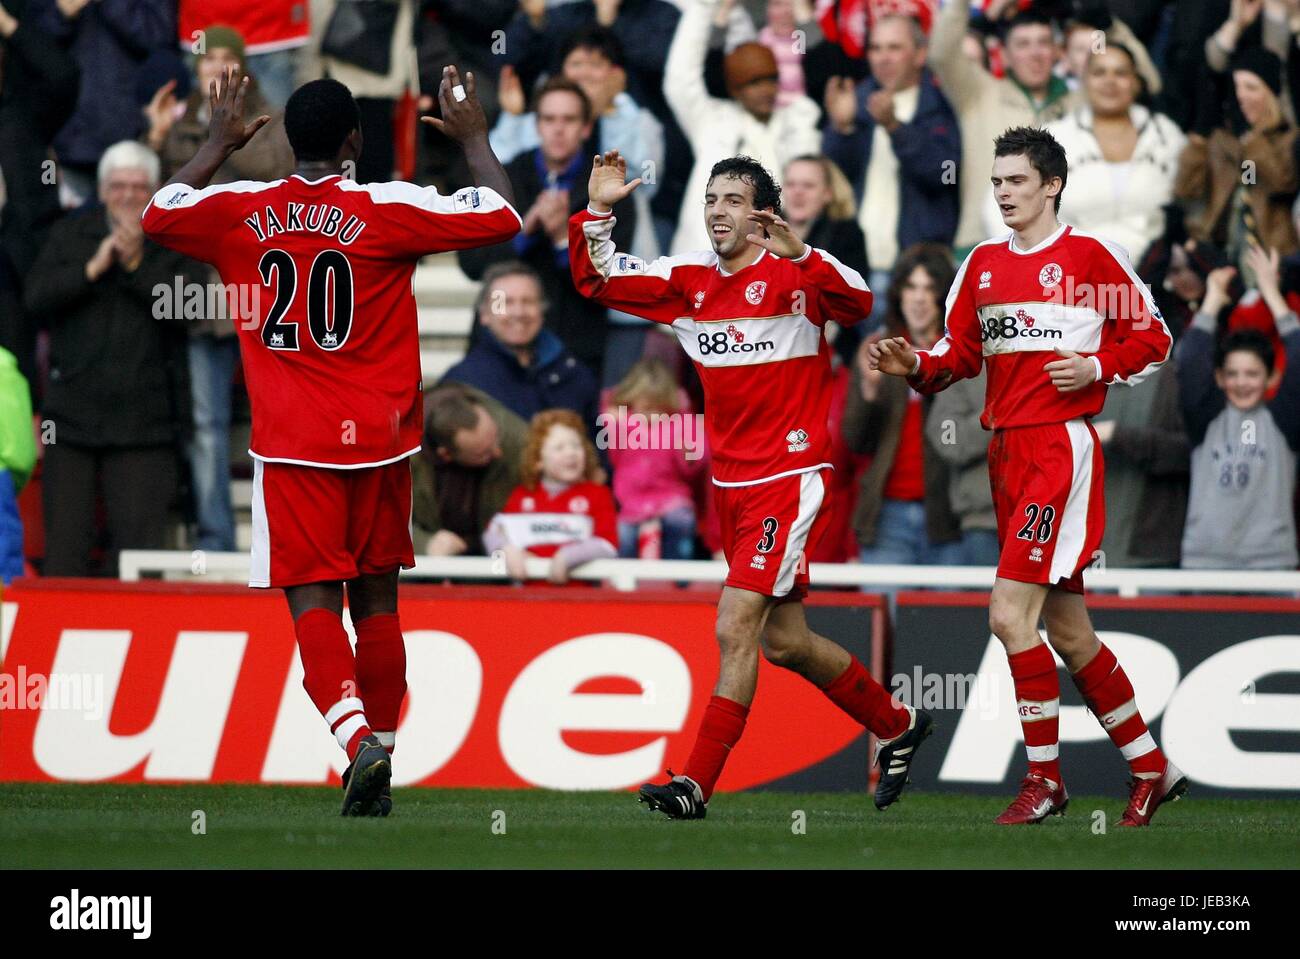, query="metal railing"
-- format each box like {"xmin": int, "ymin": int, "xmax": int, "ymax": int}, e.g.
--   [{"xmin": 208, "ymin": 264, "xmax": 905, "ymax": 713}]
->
[{"xmin": 116, "ymin": 550, "xmax": 1300, "ymax": 598}]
